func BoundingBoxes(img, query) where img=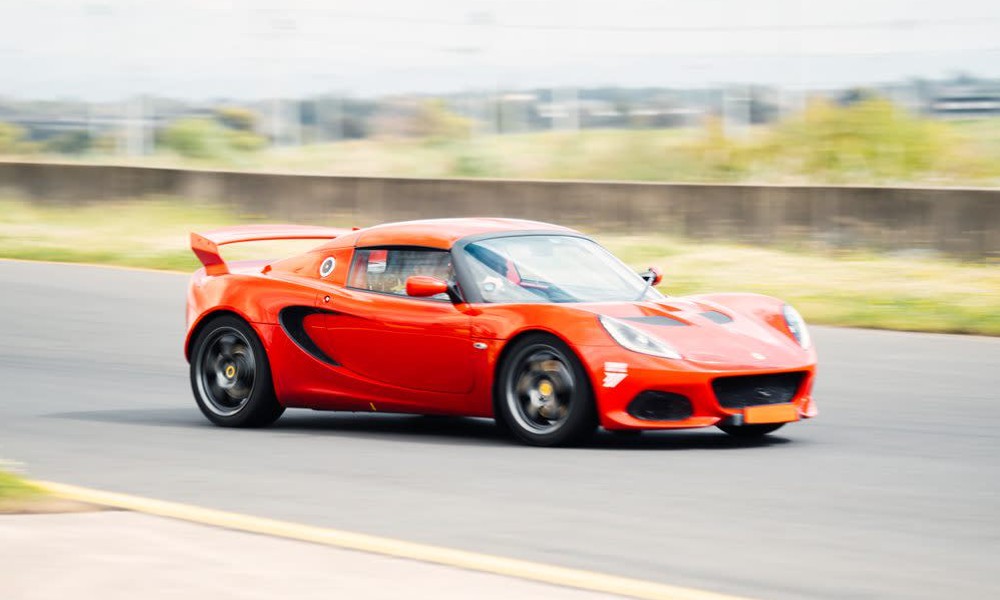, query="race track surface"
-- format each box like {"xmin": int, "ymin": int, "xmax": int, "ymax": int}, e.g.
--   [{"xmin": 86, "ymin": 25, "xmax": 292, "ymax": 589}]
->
[{"xmin": 1, "ymin": 260, "xmax": 998, "ymax": 599}]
